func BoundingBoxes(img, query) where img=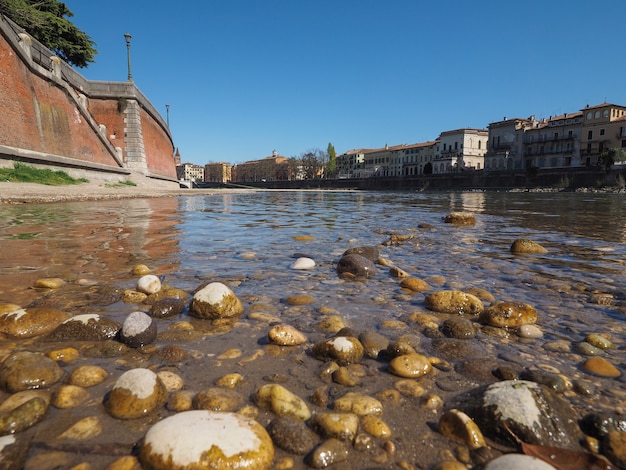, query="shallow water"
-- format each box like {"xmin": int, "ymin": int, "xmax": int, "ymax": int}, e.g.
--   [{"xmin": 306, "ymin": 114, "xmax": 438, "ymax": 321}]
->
[{"xmin": 0, "ymin": 190, "xmax": 625, "ymax": 468}]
